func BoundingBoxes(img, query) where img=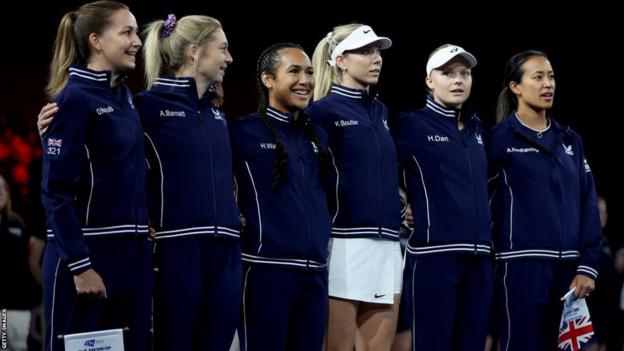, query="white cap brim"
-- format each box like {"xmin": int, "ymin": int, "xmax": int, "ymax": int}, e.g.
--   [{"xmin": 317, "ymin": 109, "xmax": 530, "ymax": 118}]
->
[
  {"xmin": 329, "ymin": 26, "xmax": 392, "ymax": 67},
  {"xmin": 426, "ymin": 45, "xmax": 477, "ymax": 76}
]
